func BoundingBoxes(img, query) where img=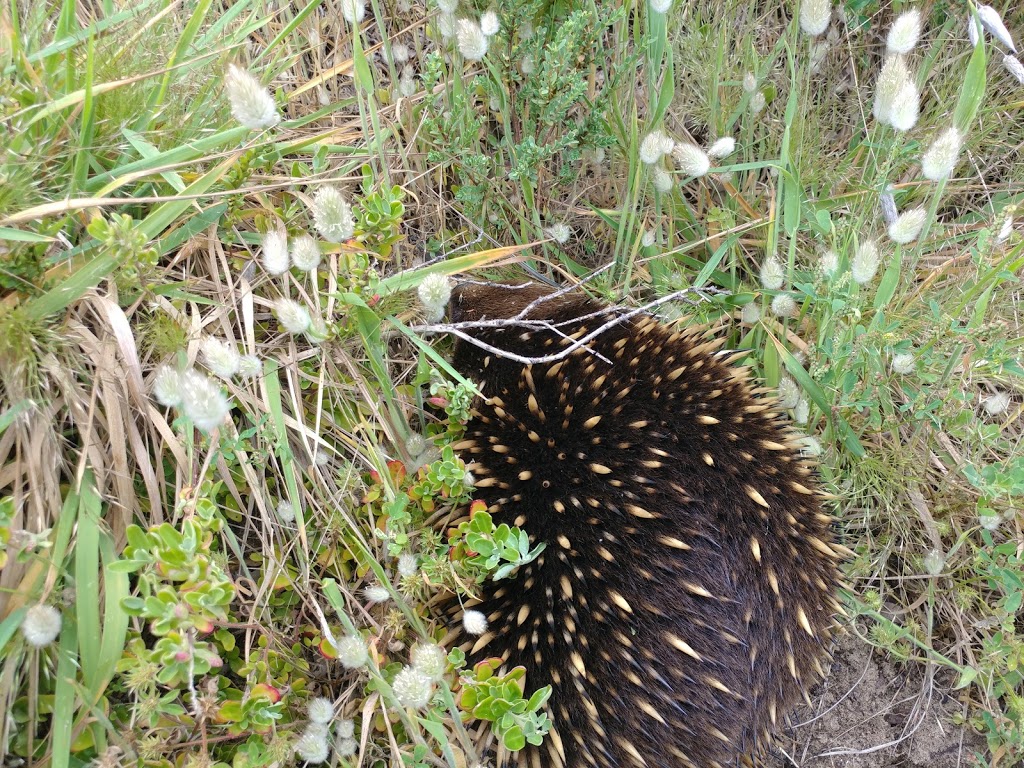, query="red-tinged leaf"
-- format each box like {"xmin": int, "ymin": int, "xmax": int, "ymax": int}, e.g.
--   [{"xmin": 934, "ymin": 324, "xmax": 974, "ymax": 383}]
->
[
  {"xmin": 469, "ymin": 500, "xmax": 487, "ymax": 517},
  {"xmin": 251, "ymin": 683, "xmax": 281, "ymax": 703},
  {"xmin": 387, "ymin": 459, "xmax": 407, "ymax": 483},
  {"xmin": 427, "ymin": 396, "xmax": 448, "ymax": 408},
  {"xmin": 319, "ymin": 638, "xmax": 339, "ymax": 659}
]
